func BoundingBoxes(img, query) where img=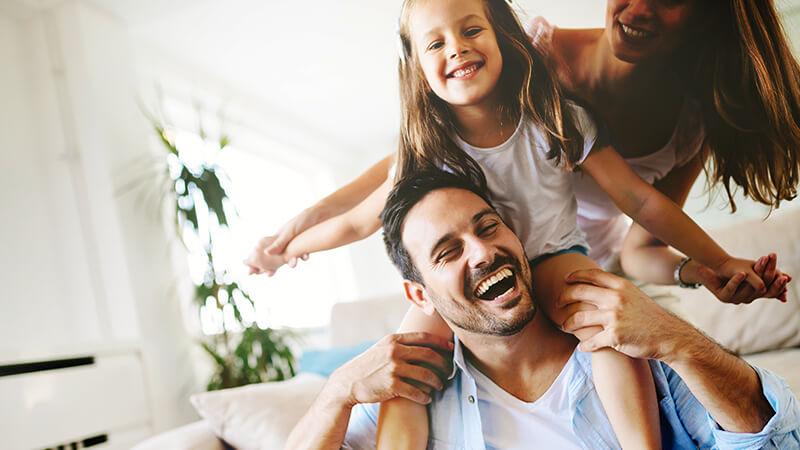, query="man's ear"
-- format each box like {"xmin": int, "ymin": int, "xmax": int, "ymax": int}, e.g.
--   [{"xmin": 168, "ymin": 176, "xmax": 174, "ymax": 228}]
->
[{"xmin": 402, "ymin": 280, "xmax": 436, "ymax": 316}]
